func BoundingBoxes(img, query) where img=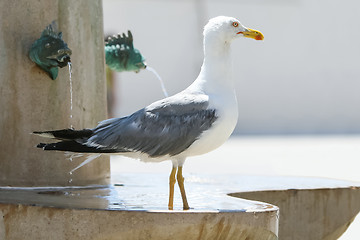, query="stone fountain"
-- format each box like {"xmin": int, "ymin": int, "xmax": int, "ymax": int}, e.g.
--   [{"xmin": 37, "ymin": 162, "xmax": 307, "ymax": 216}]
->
[
  {"xmin": 0, "ymin": 1, "xmax": 359, "ymax": 239},
  {"xmin": 0, "ymin": 0, "xmax": 109, "ymax": 187}
]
